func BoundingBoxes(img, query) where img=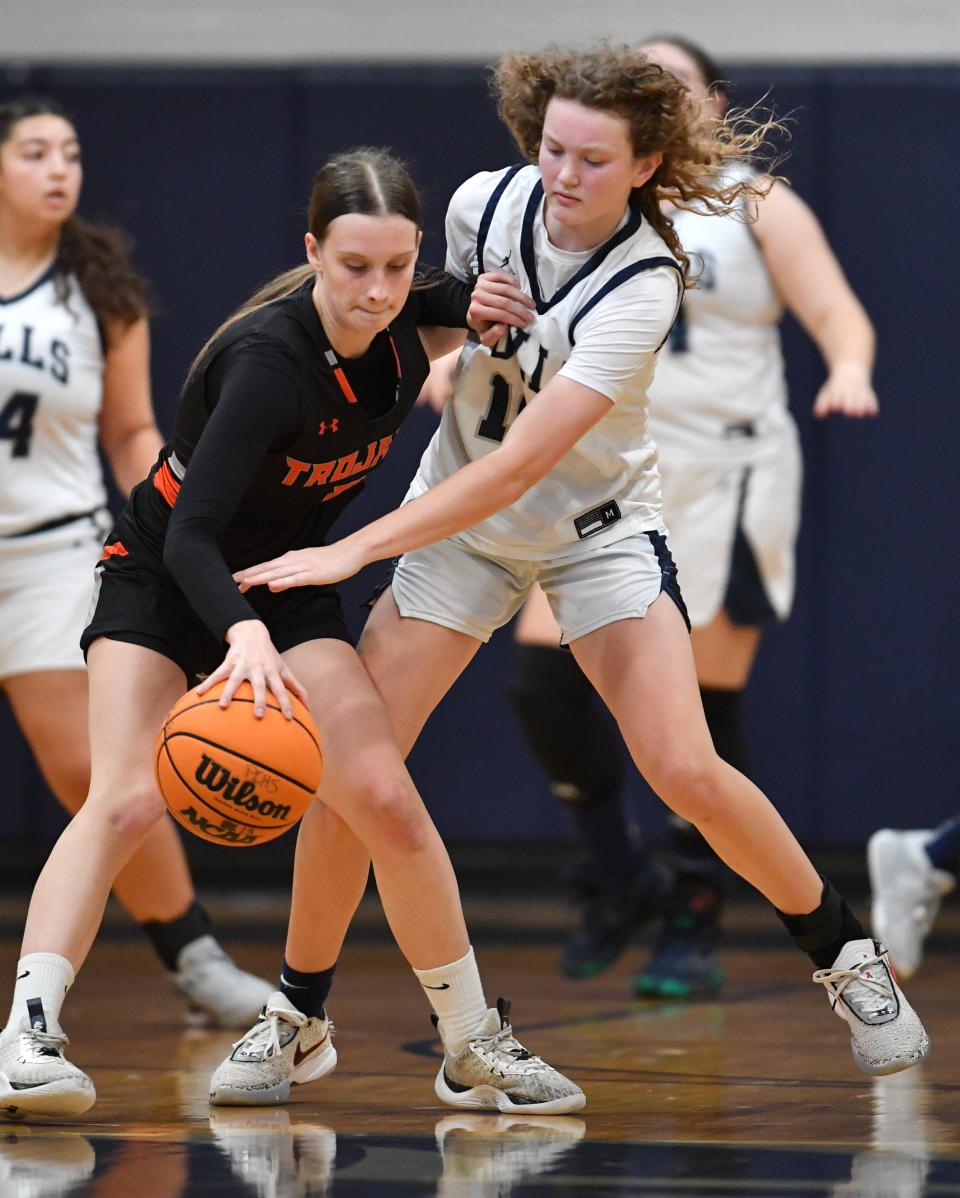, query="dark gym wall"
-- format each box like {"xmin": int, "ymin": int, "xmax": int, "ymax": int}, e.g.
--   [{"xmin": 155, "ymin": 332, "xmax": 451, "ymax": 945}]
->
[{"xmin": 1, "ymin": 63, "xmax": 955, "ymax": 864}]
